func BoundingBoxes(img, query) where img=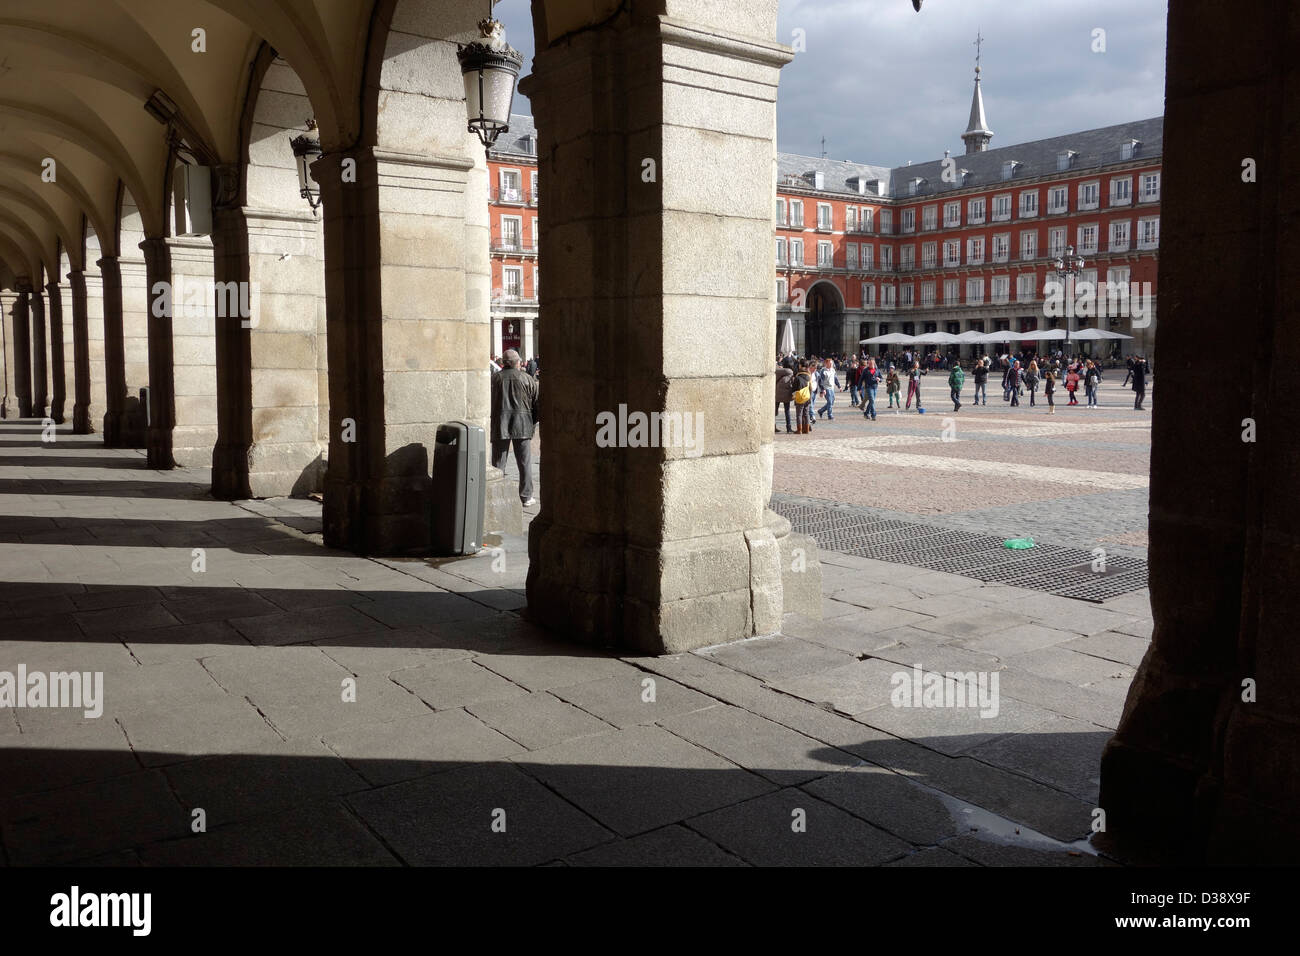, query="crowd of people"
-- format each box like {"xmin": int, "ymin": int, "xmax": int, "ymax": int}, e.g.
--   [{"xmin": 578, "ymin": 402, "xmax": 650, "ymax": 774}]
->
[{"xmin": 774, "ymin": 349, "xmax": 1151, "ymax": 432}]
